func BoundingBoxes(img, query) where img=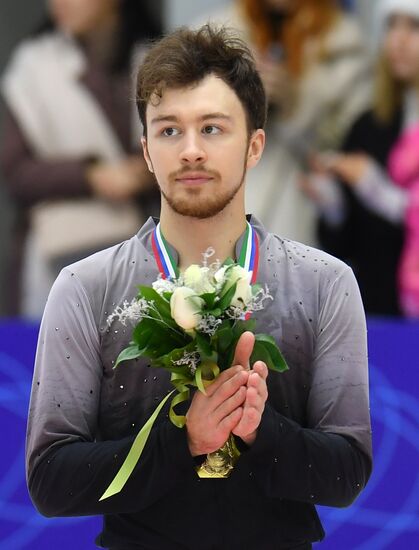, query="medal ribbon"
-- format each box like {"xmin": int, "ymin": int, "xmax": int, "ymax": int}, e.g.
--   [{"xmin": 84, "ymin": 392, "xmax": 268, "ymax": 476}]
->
[
  {"xmin": 152, "ymin": 220, "xmax": 259, "ymax": 281},
  {"xmin": 151, "ymin": 223, "xmax": 179, "ymax": 279}
]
